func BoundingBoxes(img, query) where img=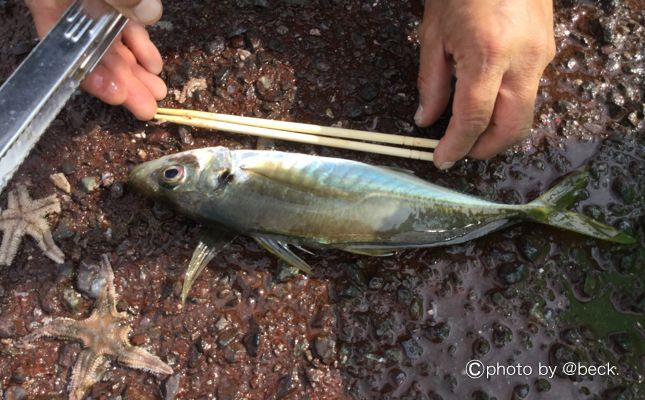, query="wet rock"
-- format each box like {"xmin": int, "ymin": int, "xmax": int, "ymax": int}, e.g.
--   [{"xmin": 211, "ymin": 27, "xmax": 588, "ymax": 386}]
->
[
  {"xmin": 401, "ymin": 337, "xmax": 423, "ymax": 360},
  {"xmin": 98, "ymin": 172, "xmax": 114, "ymax": 188},
  {"xmin": 276, "ymin": 25, "xmax": 288, "ymax": 35},
  {"xmin": 389, "ymin": 368, "xmax": 406, "ymax": 388},
  {"xmin": 518, "ymin": 236, "xmax": 549, "ymax": 262},
  {"xmin": 611, "ymin": 176, "xmax": 637, "ymax": 204},
  {"xmin": 243, "ymin": 330, "xmax": 261, "ymax": 357},
  {"xmin": 213, "ymin": 316, "xmax": 231, "ymax": 333},
  {"xmin": 53, "ymin": 220, "xmax": 75, "ymax": 241},
  {"xmin": 513, "ymin": 384, "xmax": 530, "ymax": 399},
  {"xmin": 424, "ymin": 322, "xmax": 450, "ymax": 343},
  {"xmin": 163, "ymin": 374, "xmax": 181, "ymax": 400},
  {"xmin": 549, "ymin": 343, "xmax": 581, "ymax": 378},
  {"xmin": 256, "ymin": 75, "xmax": 277, "ymax": 101},
  {"xmin": 2, "ymin": 385, "xmax": 26, "ymax": 400},
  {"xmin": 60, "ymin": 161, "xmax": 76, "ymax": 175},
  {"xmin": 312, "ymin": 334, "xmax": 336, "ymax": 364},
  {"xmin": 275, "ymin": 262, "xmax": 299, "ymax": 283},
  {"xmin": 608, "ymin": 332, "xmax": 632, "ymax": 354},
  {"xmin": 229, "ymin": 35, "xmax": 245, "ymax": 48},
  {"xmin": 351, "ymin": 32, "xmax": 366, "ymax": 49},
  {"xmin": 62, "ymin": 287, "xmax": 83, "ymax": 312},
  {"xmin": 187, "ymin": 344, "xmax": 201, "ymax": 368},
  {"xmin": 110, "ymin": 182, "xmax": 124, "ymax": 199},
  {"xmin": 358, "ymin": 83, "xmax": 379, "ymax": 102},
  {"xmin": 147, "ymin": 129, "xmax": 170, "ymax": 145},
  {"xmin": 76, "ymin": 260, "xmax": 105, "ymax": 298},
  {"xmin": 534, "ymin": 378, "xmax": 551, "ymax": 393},
  {"xmin": 245, "ymin": 33, "xmax": 262, "ymax": 52},
  {"xmin": 471, "ymin": 390, "xmax": 494, "ymax": 400},
  {"xmin": 223, "ymin": 342, "xmax": 246, "ymax": 364},
  {"xmin": 178, "ymin": 127, "xmax": 194, "ymax": 145},
  {"xmin": 79, "ymin": 176, "xmax": 99, "ymax": 193},
  {"xmin": 314, "ymin": 59, "xmax": 331, "ymax": 72},
  {"xmin": 472, "ymin": 337, "xmax": 491, "ymax": 357},
  {"xmin": 0, "ymin": 317, "xmax": 16, "ymax": 338},
  {"xmin": 598, "ymin": 16, "xmax": 619, "ymax": 46},
  {"xmin": 217, "ymin": 328, "xmax": 238, "ymax": 348},
  {"xmin": 204, "ymin": 37, "xmax": 225, "ymax": 55},
  {"xmin": 497, "ymin": 263, "xmax": 526, "ymax": 285},
  {"xmin": 409, "ymin": 296, "xmax": 423, "ymax": 320},
  {"xmin": 344, "ymin": 101, "xmax": 363, "ymax": 118},
  {"xmin": 602, "ymin": 386, "xmax": 630, "ymax": 400},
  {"xmin": 49, "ymin": 173, "xmax": 71, "ymax": 194},
  {"xmin": 10, "ymin": 367, "xmax": 26, "ymax": 384},
  {"xmin": 492, "ymin": 322, "xmax": 513, "ymax": 348}
]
